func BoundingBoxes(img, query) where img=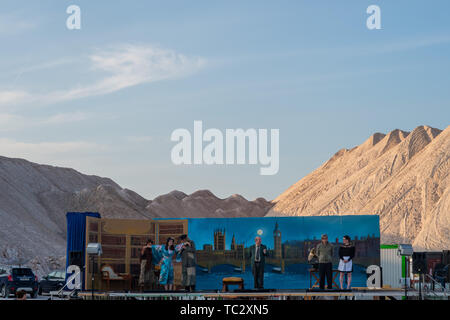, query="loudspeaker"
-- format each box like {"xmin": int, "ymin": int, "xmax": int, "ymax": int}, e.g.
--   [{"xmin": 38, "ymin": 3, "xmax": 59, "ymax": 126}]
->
[
  {"xmin": 443, "ymin": 250, "xmax": 450, "ymax": 265},
  {"xmin": 443, "ymin": 251, "xmax": 450, "ymax": 282},
  {"xmin": 412, "ymin": 252, "xmax": 427, "ymax": 274},
  {"xmin": 69, "ymin": 251, "xmax": 83, "ymax": 268}
]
